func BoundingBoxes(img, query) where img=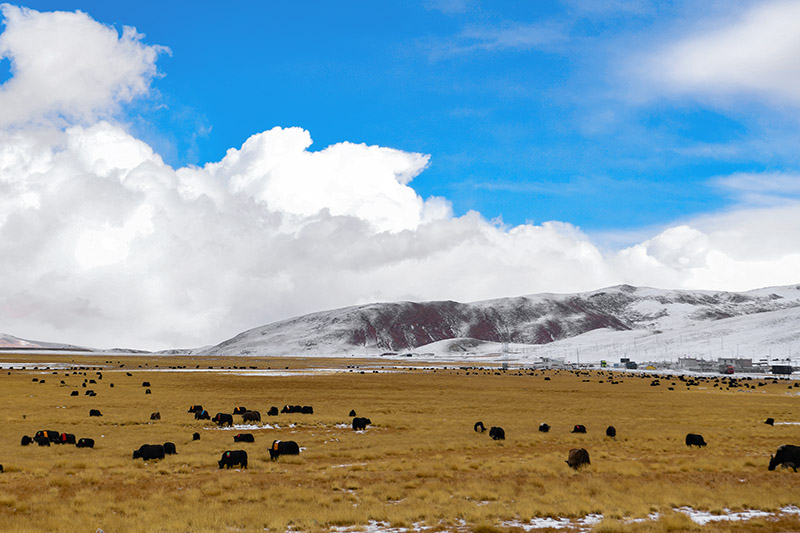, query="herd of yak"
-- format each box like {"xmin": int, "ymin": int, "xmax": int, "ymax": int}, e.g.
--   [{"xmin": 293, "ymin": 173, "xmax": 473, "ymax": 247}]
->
[
  {"xmin": 13, "ymin": 379, "xmax": 375, "ymax": 471},
  {"xmin": 4, "ymin": 367, "xmax": 800, "ymax": 474}
]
